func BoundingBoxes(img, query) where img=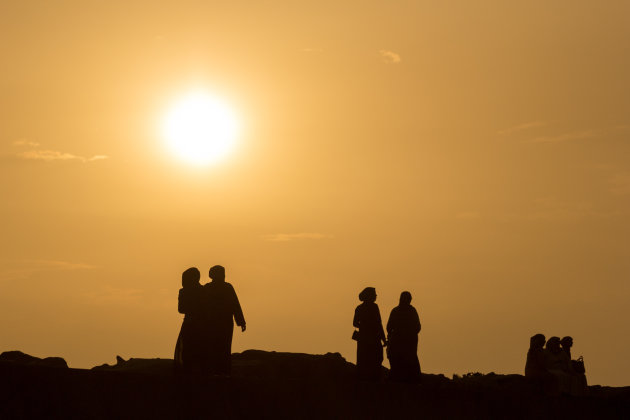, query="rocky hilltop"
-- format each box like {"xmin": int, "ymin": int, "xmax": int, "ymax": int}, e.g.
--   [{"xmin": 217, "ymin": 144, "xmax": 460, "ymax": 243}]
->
[{"xmin": 1, "ymin": 350, "xmax": 629, "ymax": 419}]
